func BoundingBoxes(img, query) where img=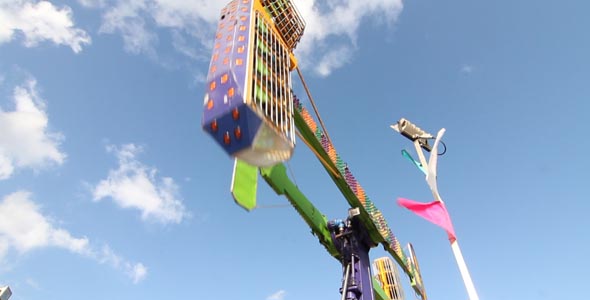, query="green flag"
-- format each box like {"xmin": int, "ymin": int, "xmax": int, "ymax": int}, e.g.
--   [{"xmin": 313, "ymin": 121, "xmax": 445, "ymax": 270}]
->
[{"xmin": 231, "ymin": 159, "xmax": 258, "ymax": 211}]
